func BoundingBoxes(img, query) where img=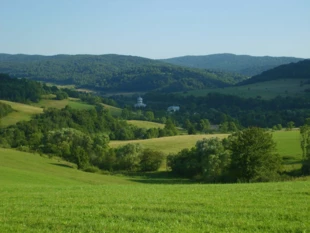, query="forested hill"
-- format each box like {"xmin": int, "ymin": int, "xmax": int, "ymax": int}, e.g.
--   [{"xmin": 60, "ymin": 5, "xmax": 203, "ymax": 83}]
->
[
  {"xmin": 160, "ymin": 53, "xmax": 304, "ymax": 76},
  {"xmin": 238, "ymin": 59, "xmax": 310, "ymax": 86},
  {"xmin": 0, "ymin": 54, "xmax": 247, "ymax": 92}
]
